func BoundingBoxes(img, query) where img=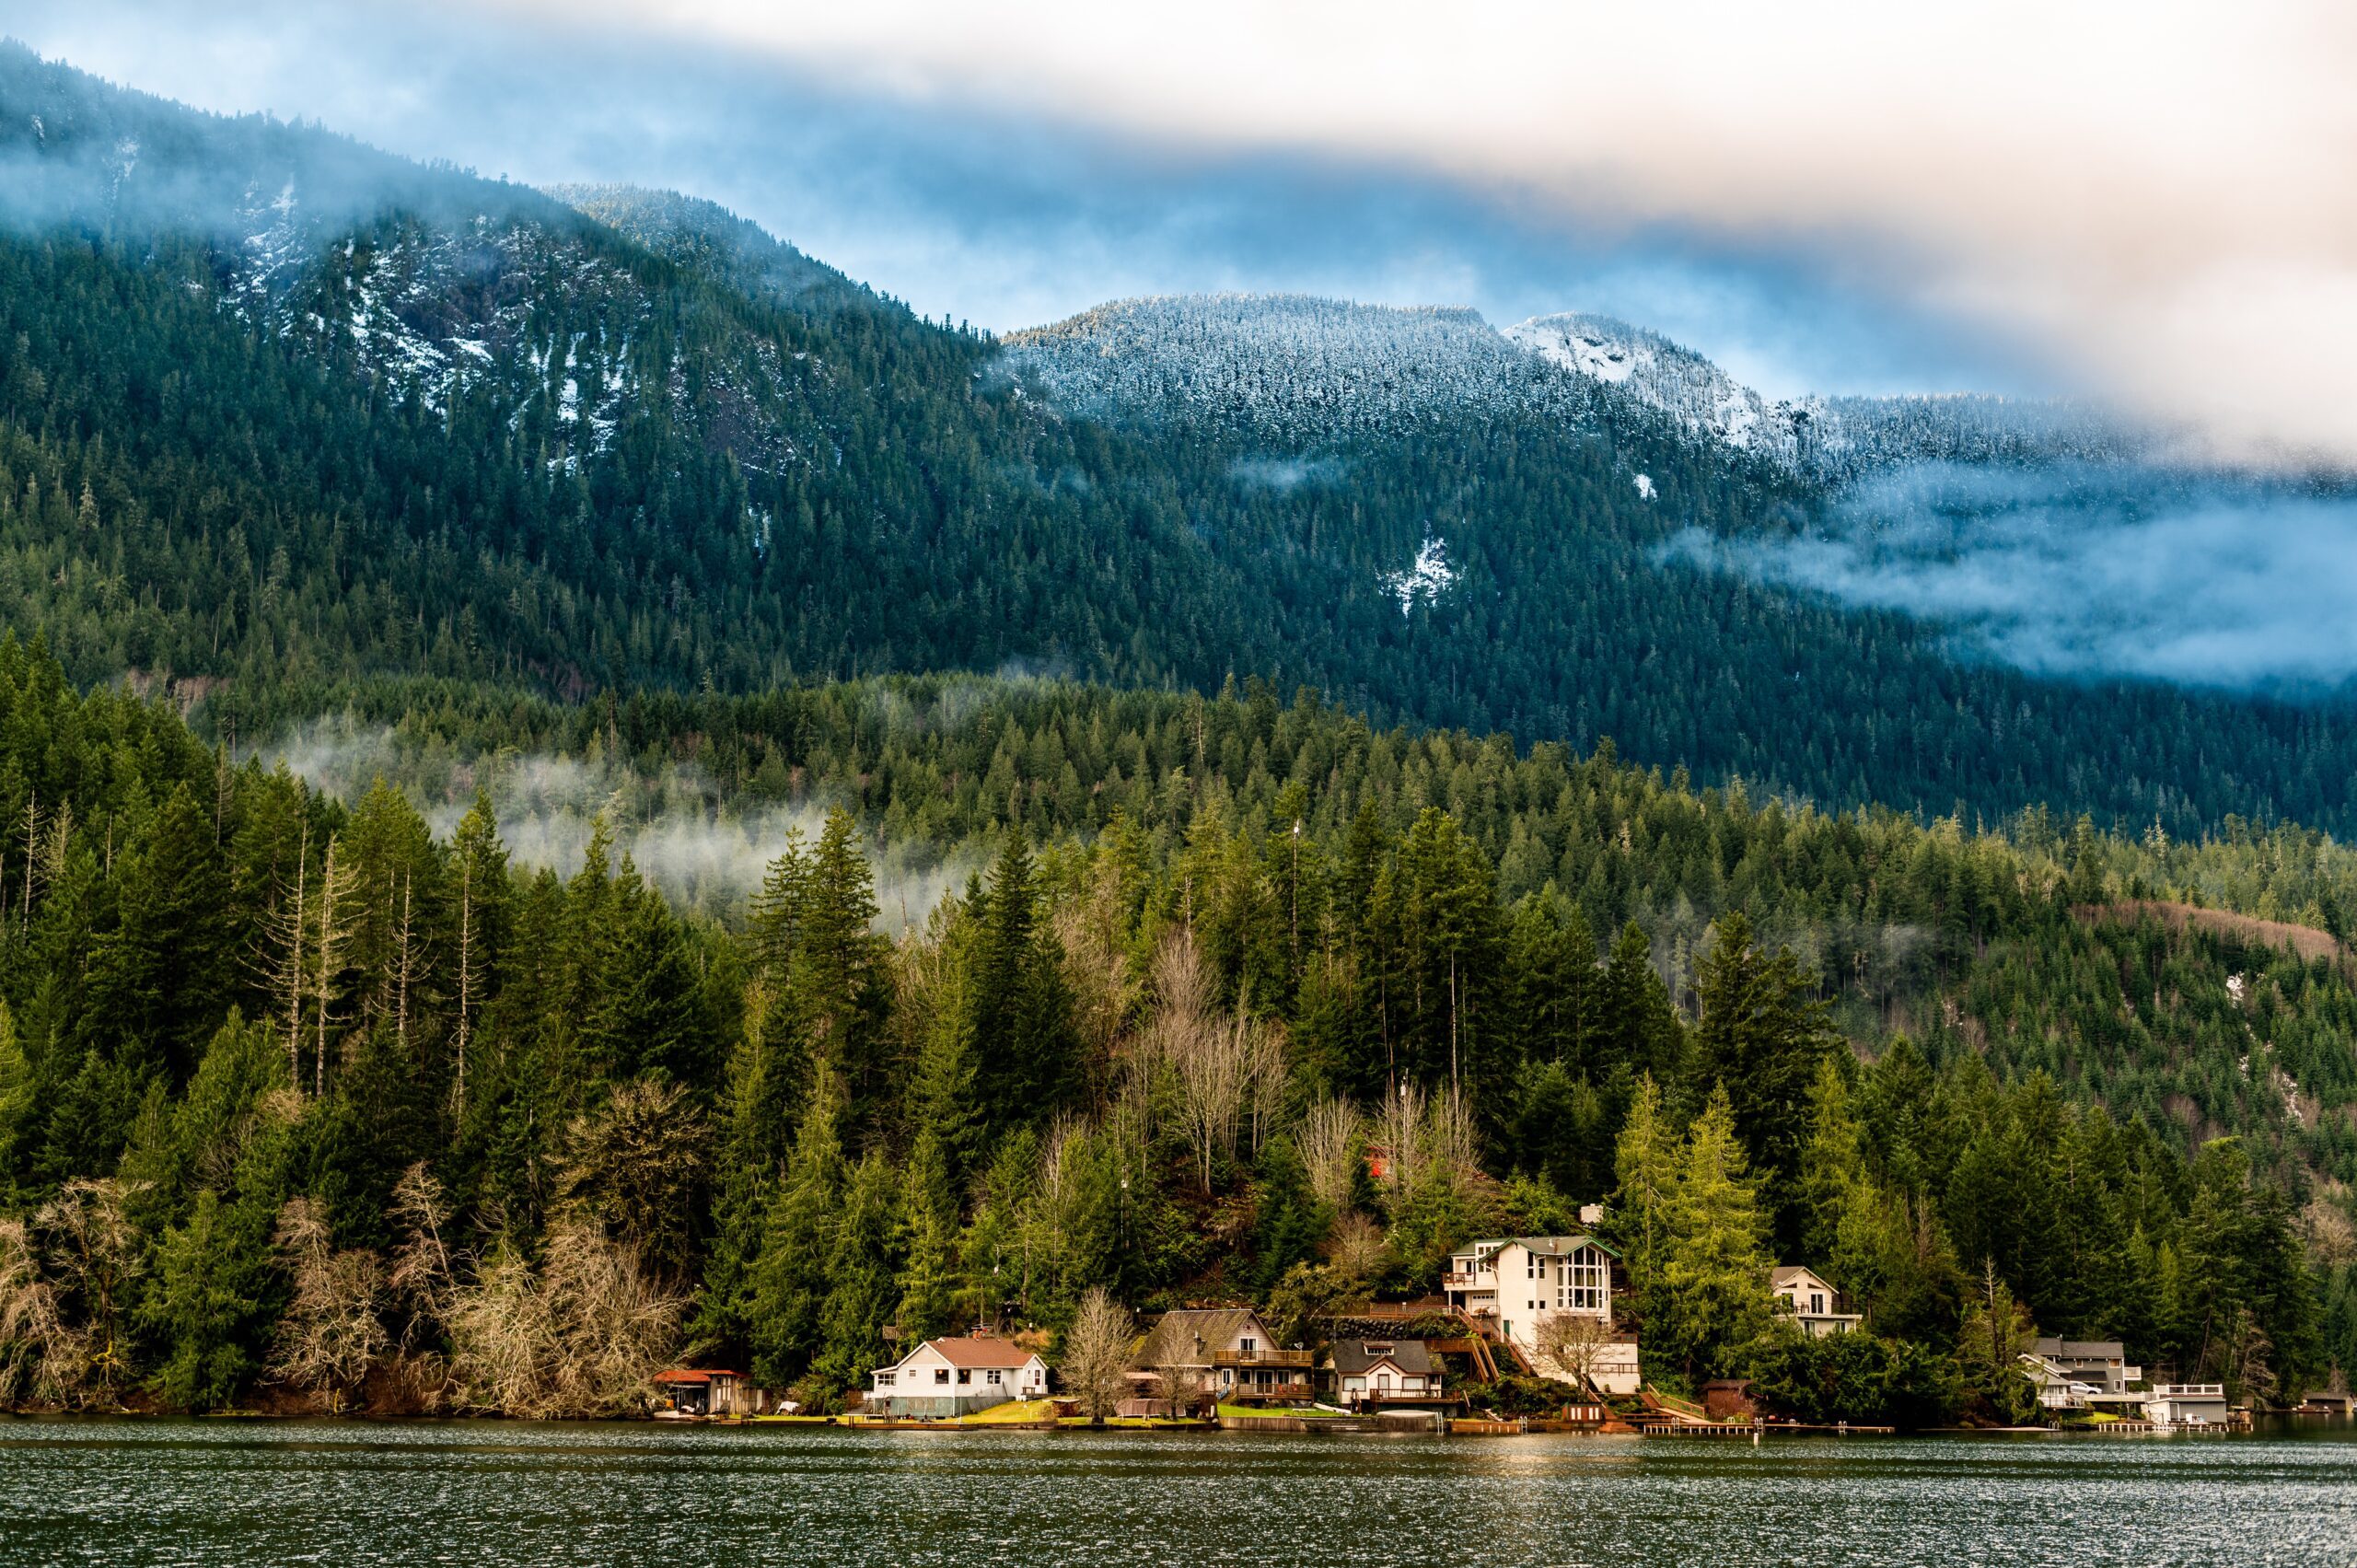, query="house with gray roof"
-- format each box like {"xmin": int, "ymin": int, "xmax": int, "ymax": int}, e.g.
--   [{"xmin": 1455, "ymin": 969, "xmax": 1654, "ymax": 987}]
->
[{"xmin": 1323, "ymin": 1338, "xmax": 1458, "ymax": 1412}]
